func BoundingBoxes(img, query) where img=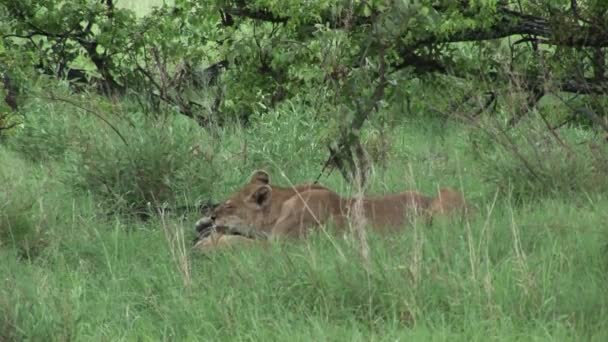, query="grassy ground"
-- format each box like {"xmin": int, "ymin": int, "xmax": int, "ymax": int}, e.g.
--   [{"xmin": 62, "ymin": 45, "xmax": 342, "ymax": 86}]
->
[
  {"xmin": 1, "ymin": 3, "xmax": 607, "ymax": 340},
  {"xmin": 1, "ymin": 86, "xmax": 607, "ymax": 341}
]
